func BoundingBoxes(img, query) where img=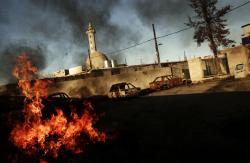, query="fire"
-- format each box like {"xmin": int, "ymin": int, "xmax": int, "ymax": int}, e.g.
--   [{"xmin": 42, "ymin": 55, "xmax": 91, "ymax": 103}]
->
[{"xmin": 10, "ymin": 53, "xmax": 106, "ymax": 159}]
